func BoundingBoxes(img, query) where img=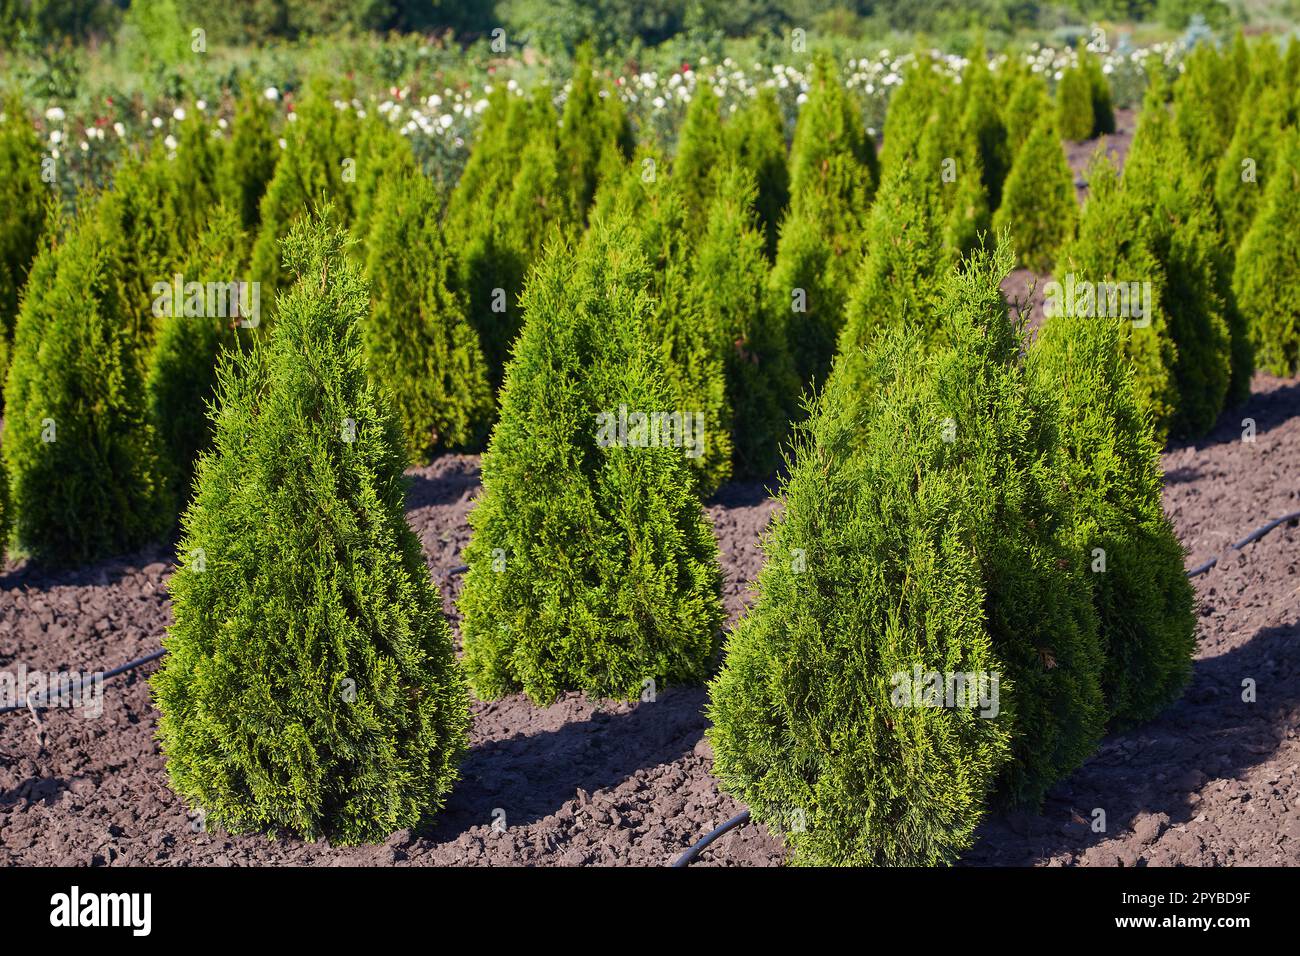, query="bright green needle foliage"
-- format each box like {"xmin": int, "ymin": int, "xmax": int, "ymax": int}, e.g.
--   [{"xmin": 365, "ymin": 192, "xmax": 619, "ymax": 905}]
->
[
  {"xmin": 711, "ymin": 240, "xmax": 1104, "ymax": 865},
  {"xmin": 1124, "ymin": 81, "xmax": 1233, "ymax": 438},
  {"xmin": 558, "ymin": 45, "xmax": 634, "ymax": 225},
  {"xmin": 725, "ymin": 88, "xmax": 790, "ymax": 259},
  {"xmin": 3, "ymin": 211, "xmax": 172, "ymax": 565},
  {"xmin": 1056, "ymin": 153, "xmax": 1178, "ymax": 444},
  {"xmin": 458, "ymin": 218, "xmax": 725, "ymax": 705},
  {"xmin": 144, "ymin": 206, "xmax": 257, "ymax": 507},
  {"xmin": 689, "ymin": 165, "xmax": 797, "ymax": 479},
  {"xmin": 1030, "ymin": 307, "xmax": 1195, "ymax": 729},
  {"xmin": 364, "ymin": 167, "xmax": 493, "ymax": 461},
  {"xmin": 152, "ymin": 214, "xmax": 469, "ymax": 845},
  {"xmin": 0, "ymin": 99, "xmax": 49, "ymax": 391},
  {"xmin": 961, "ymin": 47, "xmax": 1011, "ymax": 211},
  {"xmin": 1003, "ymin": 69, "xmax": 1049, "ymax": 155},
  {"xmin": 992, "ymin": 112, "xmax": 1076, "ymax": 272},
  {"xmin": 1214, "ymin": 78, "xmax": 1288, "ymax": 249},
  {"xmin": 217, "ymin": 91, "xmax": 280, "ymax": 232},
  {"xmin": 1173, "ymin": 43, "xmax": 1239, "ymax": 185},
  {"xmin": 673, "ymin": 83, "xmax": 727, "ymax": 218},
  {"xmin": 1056, "ymin": 60, "xmax": 1095, "ymax": 142},
  {"xmin": 1236, "ymin": 130, "xmax": 1300, "ymax": 377}
]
